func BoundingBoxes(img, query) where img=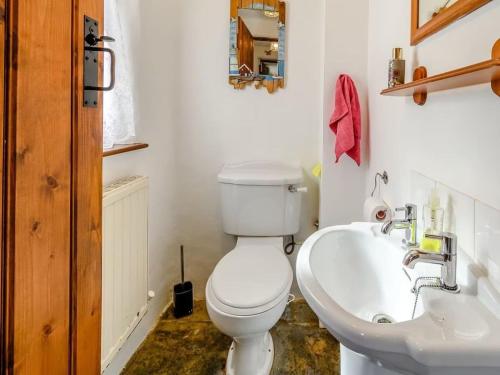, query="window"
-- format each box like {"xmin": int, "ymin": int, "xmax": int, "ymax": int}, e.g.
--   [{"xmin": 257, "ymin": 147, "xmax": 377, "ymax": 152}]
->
[{"xmin": 103, "ymin": 0, "xmax": 136, "ymax": 150}]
